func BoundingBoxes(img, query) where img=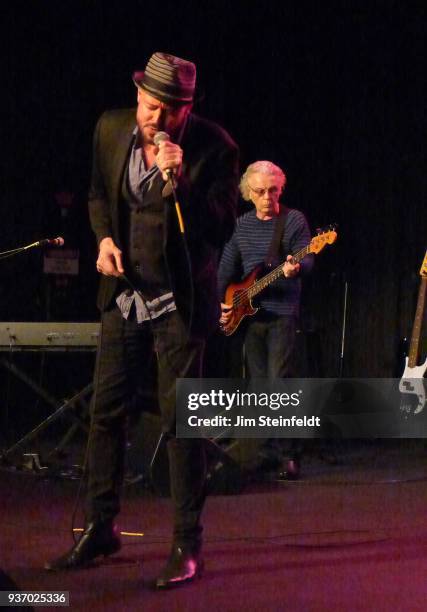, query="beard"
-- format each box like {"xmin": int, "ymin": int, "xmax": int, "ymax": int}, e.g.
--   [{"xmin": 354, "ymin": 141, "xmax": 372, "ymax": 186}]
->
[
  {"xmin": 140, "ymin": 123, "xmax": 159, "ymax": 145},
  {"xmin": 137, "ymin": 118, "xmax": 181, "ymax": 146}
]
